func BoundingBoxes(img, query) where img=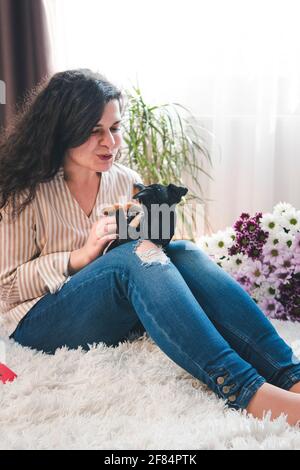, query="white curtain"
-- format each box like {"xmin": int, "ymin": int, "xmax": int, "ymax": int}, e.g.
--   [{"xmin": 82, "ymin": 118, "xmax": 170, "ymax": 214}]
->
[{"xmin": 44, "ymin": 0, "xmax": 300, "ymax": 235}]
